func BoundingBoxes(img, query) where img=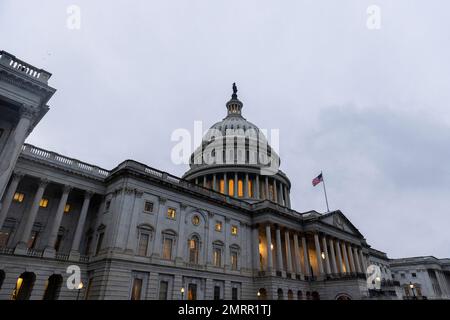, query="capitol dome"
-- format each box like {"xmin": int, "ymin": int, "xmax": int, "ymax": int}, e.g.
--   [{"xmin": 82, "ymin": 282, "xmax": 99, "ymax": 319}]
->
[{"xmin": 182, "ymin": 84, "xmax": 291, "ymax": 207}]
